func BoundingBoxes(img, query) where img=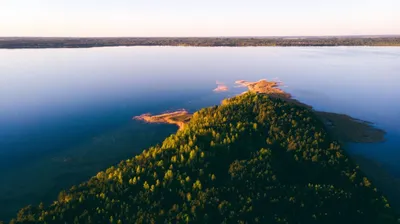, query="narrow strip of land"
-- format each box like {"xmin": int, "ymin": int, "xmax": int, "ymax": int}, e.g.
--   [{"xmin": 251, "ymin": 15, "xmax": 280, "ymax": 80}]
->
[
  {"xmin": 133, "ymin": 110, "xmax": 191, "ymax": 130},
  {"xmin": 1, "ymin": 36, "xmax": 400, "ymax": 49}
]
